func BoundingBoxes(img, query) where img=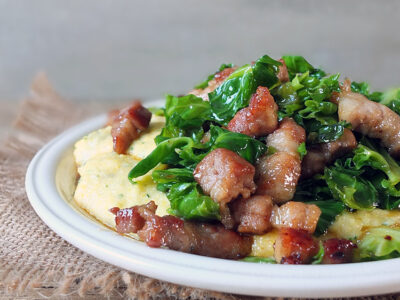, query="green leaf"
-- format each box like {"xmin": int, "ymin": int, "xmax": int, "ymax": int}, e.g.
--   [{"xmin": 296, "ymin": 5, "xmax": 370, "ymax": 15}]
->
[
  {"xmin": 167, "ymin": 182, "xmax": 220, "ymax": 220},
  {"xmin": 209, "ymin": 55, "xmax": 280, "ymax": 125},
  {"xmin": 281, "ymin": 55, "xmax": 314, "ymax": 78},
  {"xmin": 157, "ymin": 94, "xmax": 211, "ymax": 141},
  {"xmin": 208, "ymin": 125, "xmax": 267, "ymax": 164},
  {"xmin": 312, "ymin": 241, "xmax": 325, "ymax": 264},
  {"xmin": 359, "ymin": 227, "xmax": 400, "ymax": 260},
  {"xmin": 306, "ymin": 200, "xmax": 346, "ymax": 235},
  {"xmin": 240, "ymin": 256, "xmax": 277, "ymax": 264},
  {"xmin": 324, "ymin": 163, "xmax": 378, "ymax": 210},
  {"xmin": 297, "ymin": 142, "xmax": 307, "ymax": 160}
]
